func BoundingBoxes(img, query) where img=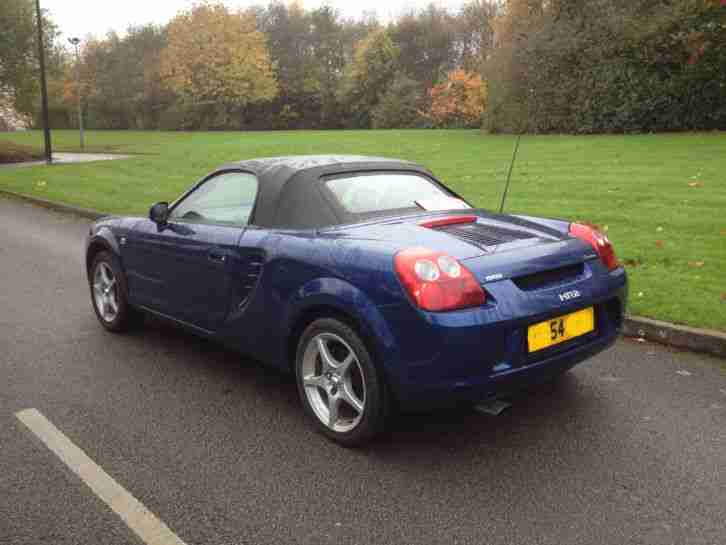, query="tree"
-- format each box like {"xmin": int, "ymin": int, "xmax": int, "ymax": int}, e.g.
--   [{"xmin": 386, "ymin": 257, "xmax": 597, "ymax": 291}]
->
[
  {"xmin": 0, "ymin": 0, "xmax": 35, "ymax": 111},
  {"xmin": 453, "ymin": 0, "xmax": 498, "ymax": 72},
  {"xmin": 257, "ymin": 2, "xmax": 314, "ymax": 104},
  {"xmin": 254, "ymin": 2, "xmax": 347, "ymax": 128},
  {"xmin": 427, "ymin": 69, "xmax": 486, "ymax": 128},
  {"xmin": 160, "ymin": 3, "xmax": 277, "ymax": 128},
  {"xmin": 308, "ymin": 6, "xmax": 347, "ymax": 127},
  {"xmin": 0, "ymin": 0, "xmax": 60, "ymax": 117},
  {"xmin": 73, "ymin": 27, "xmax": 170, "ymax": 129},
  {"xmin": 371, "ymin": 74, "xmax": 423, "ymax": 128},
  {"xmin": 337, "ymin": 28, "xmax": 399, "ymax": 128},
  {"xmin": 484, "ymin": 0, "xmax": 726, "ymax": 133},
  {"xmin": 390, "ymin": 5, "xmax": 456, "ymax": 90}
]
